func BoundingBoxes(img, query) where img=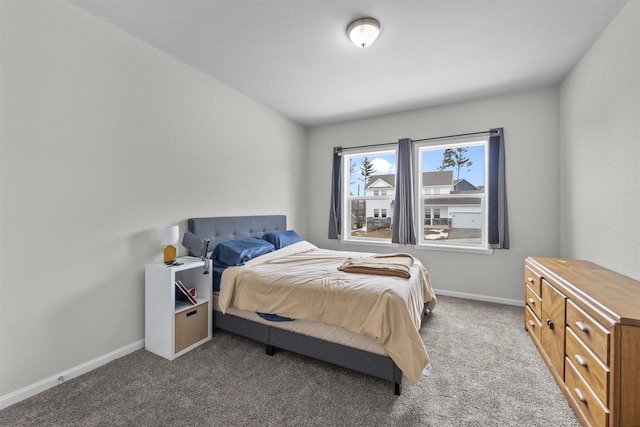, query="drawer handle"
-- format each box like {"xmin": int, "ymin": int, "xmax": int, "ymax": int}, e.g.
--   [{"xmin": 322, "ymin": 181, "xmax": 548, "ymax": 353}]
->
[
  {"xmin": 575, "ymin": 321, "xmax": 589, "ymax": 333},
  {"xmin": 574, "ymin": 387, "xmax": 588, "ymax": 404},
  {"xmin": 528, "ymin": 320, "xmax": 535, "ymax": 327},
  {"xmin": 527, "ymin": 277, "xmax": 535, "ymax": 283},
  {"xmin": 546, "ymin": 319, "xmax": 554, "ymax": 330},
  {"xmin": 574, "ymin": 354, "xmax": 588, "ymax": 367},
  {"xmin": 186, "ymin": 310, "xmax": 197, "ymax": 317},
  {"xmin": 528, "ymin": 298, "xmax": 536, "ymax": 305}
]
